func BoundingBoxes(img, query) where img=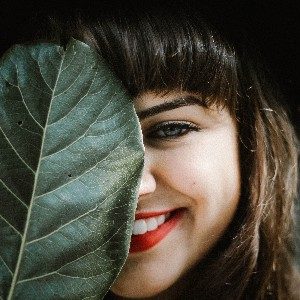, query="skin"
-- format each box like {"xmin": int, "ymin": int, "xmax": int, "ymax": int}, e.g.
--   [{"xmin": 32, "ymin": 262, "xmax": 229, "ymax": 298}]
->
[{"xmin": 110, "ymin": 91, "xmax": 241, "ymax": 299}]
